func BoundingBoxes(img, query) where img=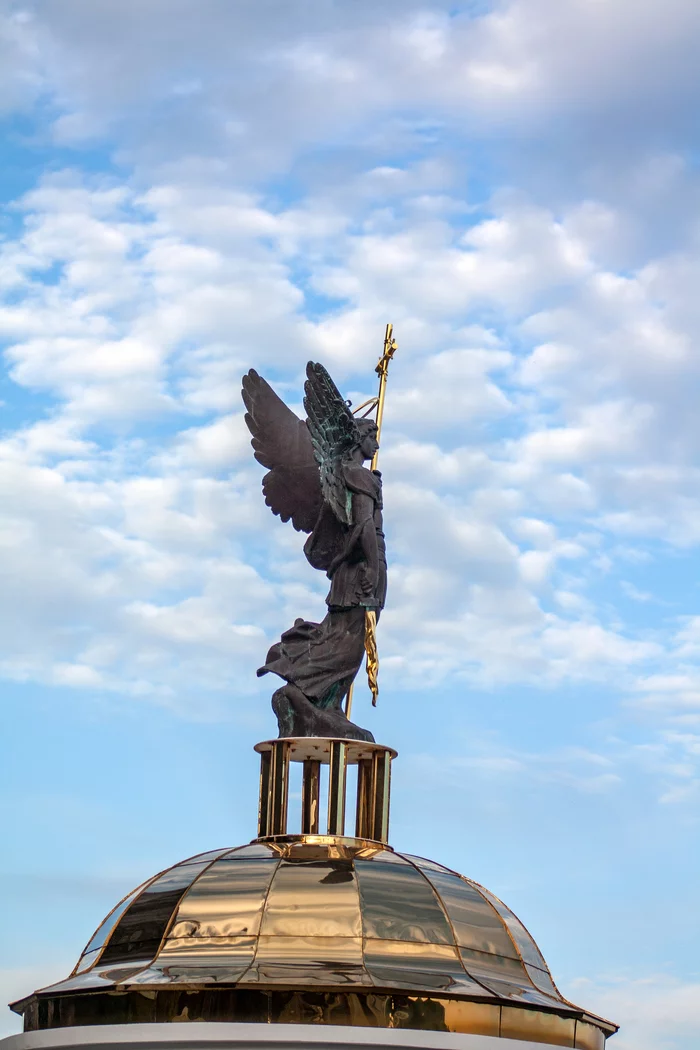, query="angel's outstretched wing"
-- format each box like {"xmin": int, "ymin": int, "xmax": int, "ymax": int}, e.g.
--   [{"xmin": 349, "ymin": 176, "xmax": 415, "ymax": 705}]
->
[
  {"xmin": 303, "ymin": 362, "xmax": 359, "ymax": 526},
  {"xmin": 242, "ymin": 369, "xmax": 322, "ymax": 533}
]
